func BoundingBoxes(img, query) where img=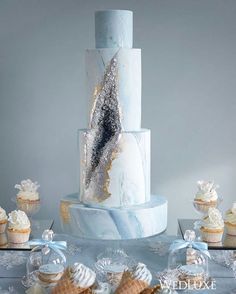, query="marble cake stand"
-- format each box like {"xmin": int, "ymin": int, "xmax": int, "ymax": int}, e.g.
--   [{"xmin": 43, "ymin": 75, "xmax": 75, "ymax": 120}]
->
[{"xmin": 60, "ymin": 194, "xmax": 168, "ymax": 240}]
